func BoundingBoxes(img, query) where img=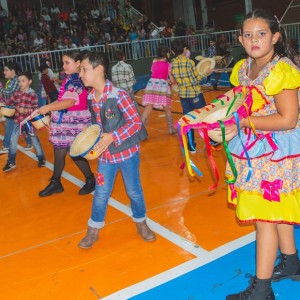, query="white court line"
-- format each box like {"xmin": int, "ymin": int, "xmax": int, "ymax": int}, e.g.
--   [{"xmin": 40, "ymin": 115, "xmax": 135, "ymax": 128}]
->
[
  {"xmin": 0, "ymin": 135, "xmax": 207, "ymax": 257},
  {"xmin": 1, "ymin": 135, "xmax": 255, "ymax": 299}
]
